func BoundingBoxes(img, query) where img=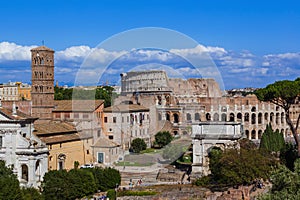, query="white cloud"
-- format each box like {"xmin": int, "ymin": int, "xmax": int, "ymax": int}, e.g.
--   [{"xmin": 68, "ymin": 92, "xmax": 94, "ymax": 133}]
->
[
  {"xmin": 170, "ymin": 44, "xmax": 227, "ymax": 57},
  {"xmin": 263, "ymin": 52, "xmax": 300, "ymax": 67},
  {"xmin": 56, "ymin": 45, "xmax": 92, "ymax": 62},
  {"xmin": 0, "ymin": 42, "xmax": 37, "ymax": 61},
  {"xmin": 0, "ymin": 41, "xmax": 298, "ymax": 88}
]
